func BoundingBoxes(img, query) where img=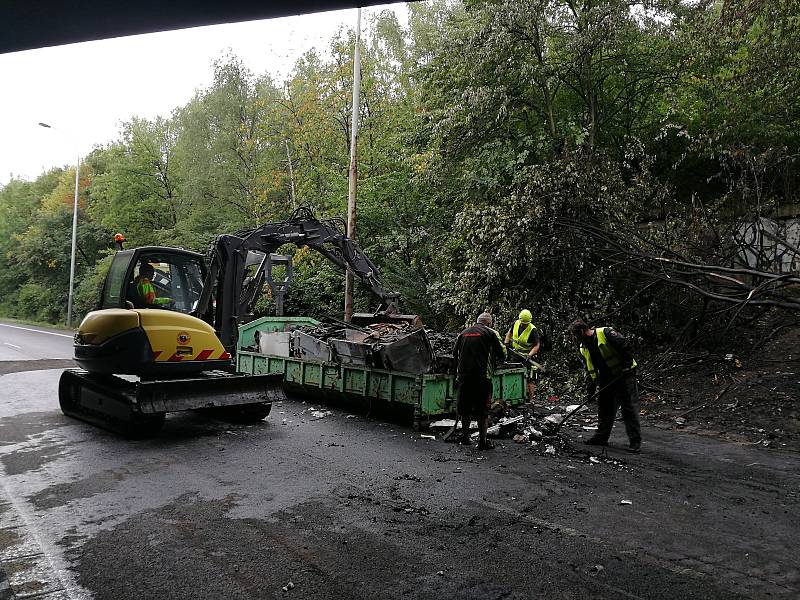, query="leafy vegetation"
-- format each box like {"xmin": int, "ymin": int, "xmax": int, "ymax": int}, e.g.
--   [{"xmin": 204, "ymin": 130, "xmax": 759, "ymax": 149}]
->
[{"xmin": 1, "ymin": 1, "xmax": 798, "ymax": 368}]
